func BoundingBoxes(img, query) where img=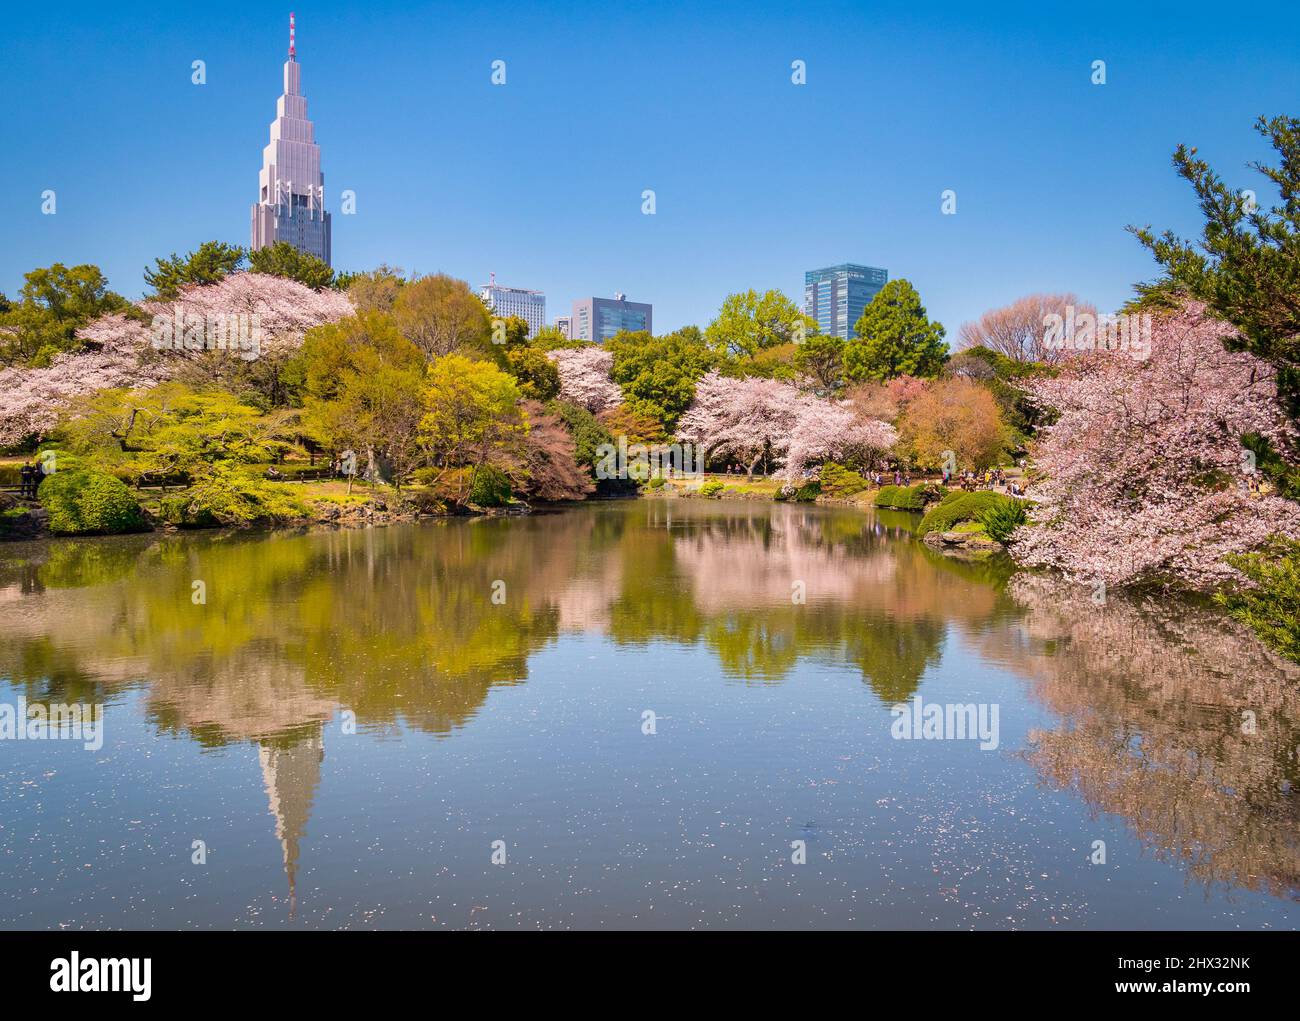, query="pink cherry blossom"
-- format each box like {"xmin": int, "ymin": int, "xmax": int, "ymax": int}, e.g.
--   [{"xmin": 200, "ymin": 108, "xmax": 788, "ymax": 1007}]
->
[
  {"xmin": 0, "ymin": 273, "xmax": 353, "ymax": 445},
  {"xmin": 677, "ymin": 370, "xmax": 895, "ymax": 478},
  {"xmin": 547, "ymin": 346, "xmax": 623, "ymax": 414},
  {"xmin": 1012, "ymin": 301, "xmax": 1300, "ymax": 589}
]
